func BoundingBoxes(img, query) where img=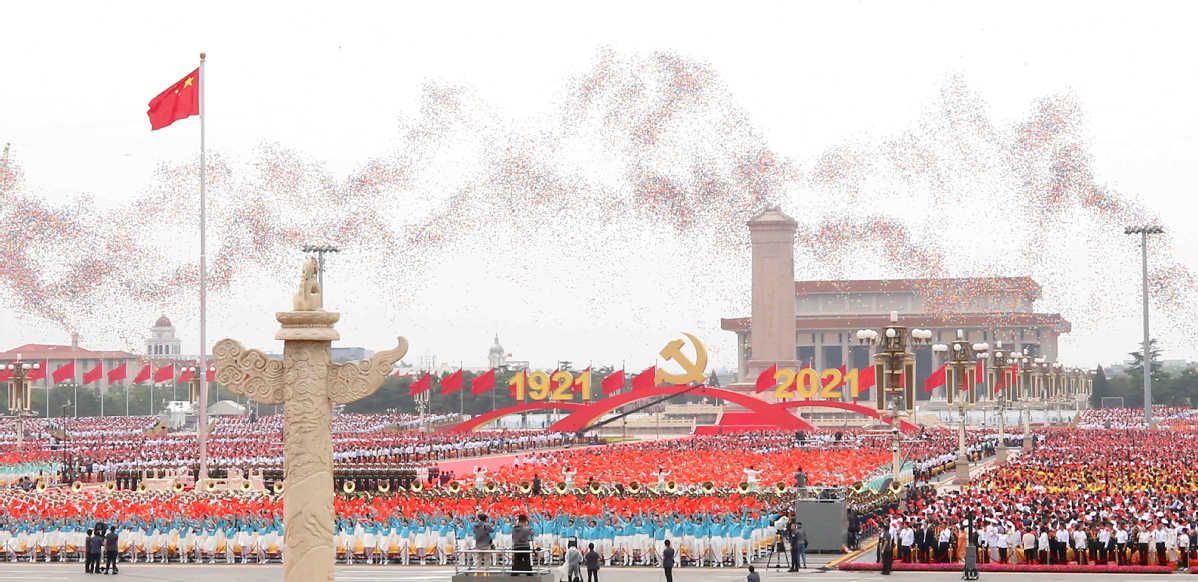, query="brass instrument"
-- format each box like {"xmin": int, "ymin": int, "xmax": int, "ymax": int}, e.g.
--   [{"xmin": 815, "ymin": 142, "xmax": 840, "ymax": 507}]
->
[
  {"xmin": 664, "ymin": 480, "xmax": 677, "ymax": 494},
  {"xmin": 241, "ymin": 480, "xmax": 253, "ymax": 492},
  {"xmin": 448, "ymin": 481, "xmax": 462, "ymax": 494},
  {"xmin": 555, "ymin": 481, "xmax": 568, "ymax": 494},
  {"xmin": 174, "ymin": 481, "xmax": 185, "ymax": 493},
  {"xmin": 773, "ymin": 482, "xmax": 788, "ymax": 495},
  {"xmin": 518, "ymin": 480, "xmax": 533, "ymax": 494},
  {"xmin": 737, "ymin": 482, "xmax": 750, "ymax": 494},
  {"xmin": 72, "ymin": 481, "xmax": 83, "ymax": 492},
  {"xmin": 377, "ymin": 481, "xmax": 390, "ymax": 494},
  {"xmin": 342, "ymin": 480, "xmax": 356, "ymax": 494},
  {"xmin": 105, "ymin": 481, "xmax": 116, "ymax": 492},
  {"xmin": 701, "ymin": 481, "xmax": 716, "ymax": 494},
  {"xmin": 484, "ymin": 481, "xmax": 498, "ymax": 494},
  {"xmin": 410, "ymin": 480, "xmax": 424, "ymax": 492},
  {"xmin": 628, "ymin": 481, "xmax": 642, "ymax": 494},
  {"xmin": 274, "ymin": 481, "xmax": 286, "ymax": 494}
]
